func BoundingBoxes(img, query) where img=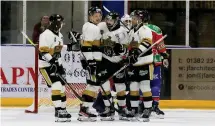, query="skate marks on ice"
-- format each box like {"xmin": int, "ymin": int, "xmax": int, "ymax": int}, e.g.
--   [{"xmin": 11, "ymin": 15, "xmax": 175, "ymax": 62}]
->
[{"xmin": 1, "ymin": 108, "xmax": 215, "ymax": 126}]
